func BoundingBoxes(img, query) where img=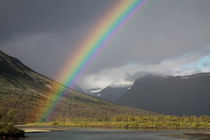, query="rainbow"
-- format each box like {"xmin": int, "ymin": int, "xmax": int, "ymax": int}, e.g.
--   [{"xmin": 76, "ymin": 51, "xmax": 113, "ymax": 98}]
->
[{"xmin": 37, "ymin": 0, "xmax": 149, "ymax": 122}]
